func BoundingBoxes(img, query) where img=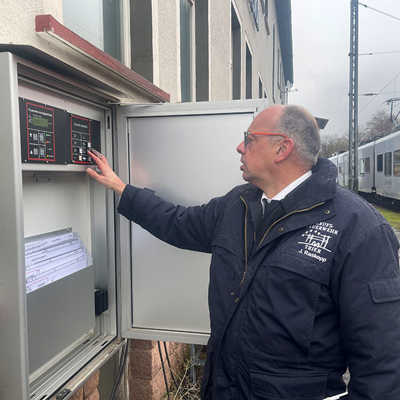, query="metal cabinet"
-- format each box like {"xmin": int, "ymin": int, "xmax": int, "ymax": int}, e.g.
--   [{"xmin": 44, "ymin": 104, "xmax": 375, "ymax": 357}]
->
[{"xmin": 0, "ymin": 51, "xmax": 267, "ymax": 400}]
